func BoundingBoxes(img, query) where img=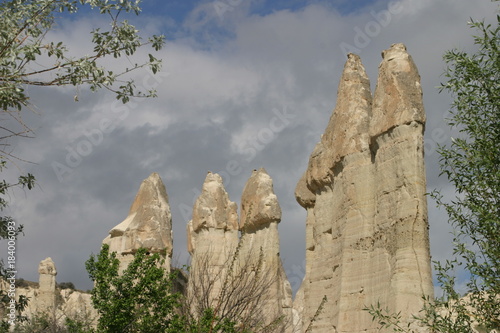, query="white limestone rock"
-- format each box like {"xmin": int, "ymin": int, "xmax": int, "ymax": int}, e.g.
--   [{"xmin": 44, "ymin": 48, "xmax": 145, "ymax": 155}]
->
[
  {"xmin": 296, "ymin": 44, "xmax": 433, "ymax": 333},
  {"xmin": 37, "ymin": 257, "xmax": 57, "ymax": 316},
  {"xmin": 240, "ymin": 168, "xmax": 294, "ymax": 331},
  {"xmin": 186, "ymin": 172, "xmax": 239, "ymax": 316},
  {"xmin": 103, "ymin": 172, "xmax": 173, "ymax": 273}
]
